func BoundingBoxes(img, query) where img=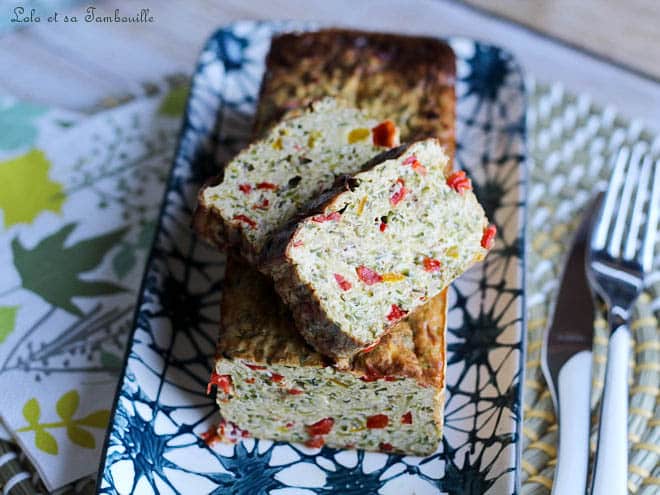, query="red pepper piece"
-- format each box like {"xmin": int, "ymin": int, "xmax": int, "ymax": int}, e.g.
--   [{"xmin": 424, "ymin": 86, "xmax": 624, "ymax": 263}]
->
[
  {"xmin": 366, "ymin": 414, "xmax": 389, "ymax": 429},
  {"xmin": 481, "ymin": 224, "xmax": 497, "ymax": 249},
  {"xmin": 233, "ymin": 214, "xmax": 256, "ymax": 229},
  {"xmin": 244, "ymin": 363, "xmax": 267, "ymax": 370},
  {"xmin": 446, "ymin": 170, "xmax": 472, "ymax": 193},
  {"xmin": 252, "ymin": 198, "xmax": 269, "ymax": 210},
  {"xmin": 402, "ymin": 155, "xmax": 428, "ymax": 176},
  {"xmin": 379, "ymin": 442, "xmax": 393, "ymax": 452},
  {"xmin": 356, "ymin": 265, "xmax": 383, "ymax": 285},
  {"xmin": 285, "ymin": 422, "xmax": 295, "ymax": 428},
  {"xmin": 423, "ymin": 257, "xmax": 442, "ymax": 273},
  {"xmin": 401, "ymin": 412, "xmax": 413, "ymax": 424},
  {"xmin": 312, "ymin": 211, "xmax": 341, "ymax": 223},
  {"xmin": 386, "ymin": 304, "xmax": 408, "ymax": 322},
  {"xmin": 201, "ymin": 425, "xmax": 221, "ymax": 446},
  {"xmin": 305, "ymin": 436, "xmax": 325, "ymax": 448},
  {"xmin": 256, "ymin": 182, "xmax": 278, "ymax": 190},
  {"xmin": 372, "ymin": 120, "xmax": 398, "ymax": 147},
  {"xmin": 287, "ymin": 388, "xmax": 304, "ymax": 395},
  {"xmin": 270, "ymin": 373, "xmax": 284, "ymax": 383},
  {"xmin": 238, "ymin": 183, "xmax": 252, "ymax": 194},
  {"xmin": 207, "ymin": 372, "xmax": 233, "ymax": 395},
  {"xmin": 361, "ymin": 339, "xmax": 380, "ymax": 354},
  {"xmin": 389, "ymin": 178, "xmax": 407, "ymax": 206},
  {"xmin": 306, "ymin": 418, "xmax": 335, "ymax": 436},
  {"xmin": 334, "ymin": 273, "xmax": 352, "ymax": 291},
  {"xmin": 379, "ymin": 221, "xmax": 387, "ymax": 232},
  {"xmin": 241, "ymin": 430, "xmax": 250, "ymax": 438}
]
